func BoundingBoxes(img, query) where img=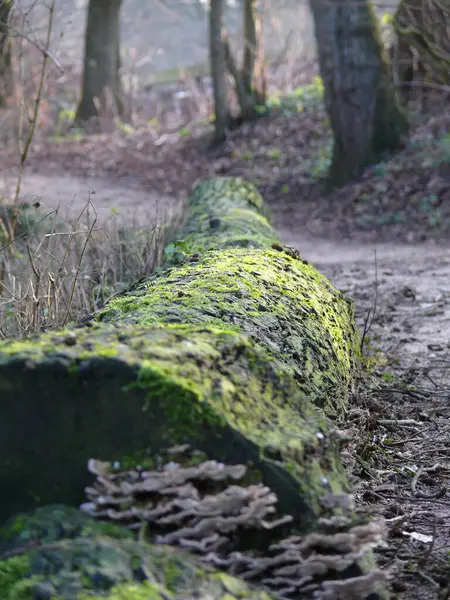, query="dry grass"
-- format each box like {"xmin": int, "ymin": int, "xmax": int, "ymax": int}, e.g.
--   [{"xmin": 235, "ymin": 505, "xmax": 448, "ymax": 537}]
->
[{"xmin": 0, "ymin": 201, "xmax": 170, "ymax": 340}]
